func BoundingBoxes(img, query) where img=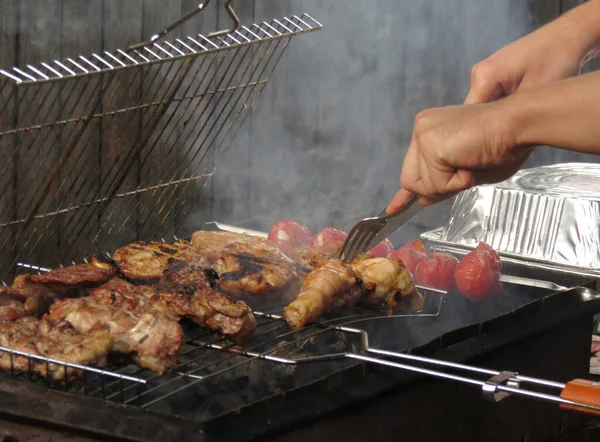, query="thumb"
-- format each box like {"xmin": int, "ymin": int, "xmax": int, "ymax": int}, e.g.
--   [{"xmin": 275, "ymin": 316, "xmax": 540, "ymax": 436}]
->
[{"xmin": 386, "ymin": 188, "xmax": 414, "ymax": 215}]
